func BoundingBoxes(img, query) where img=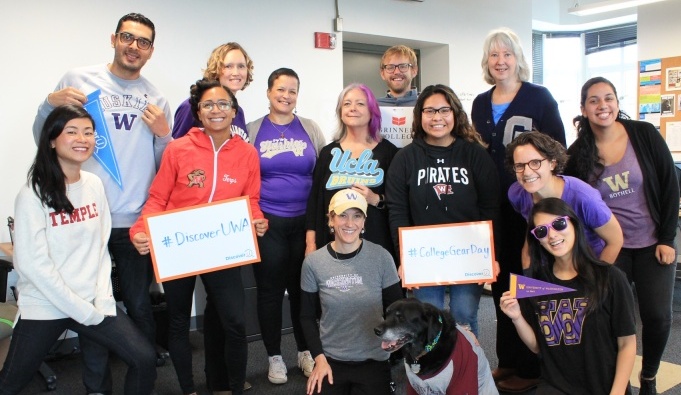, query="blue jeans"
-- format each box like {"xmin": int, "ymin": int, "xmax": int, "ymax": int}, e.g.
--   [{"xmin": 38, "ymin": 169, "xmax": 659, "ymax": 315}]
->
[
  {"xmin": 616, "ymin": 244, "xmax": 677, "ymax": 378},
  {"xmin": 253, "ymin": 212, "xmax": 308, "ymax": 356},
  {"xmin": 0, "ymin": 307, "xmax": 156, "ymax": 395},
  {"xmin": 164, "ymin": 267, "xmax": 247, "ymax": 394},
  {"xmin": 81, "ymin": 228, "xmax": 157, "ymax": 393},
  {"xmin": 413, "ymin": 284, "xmax": 483, "ymax": 336}
]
